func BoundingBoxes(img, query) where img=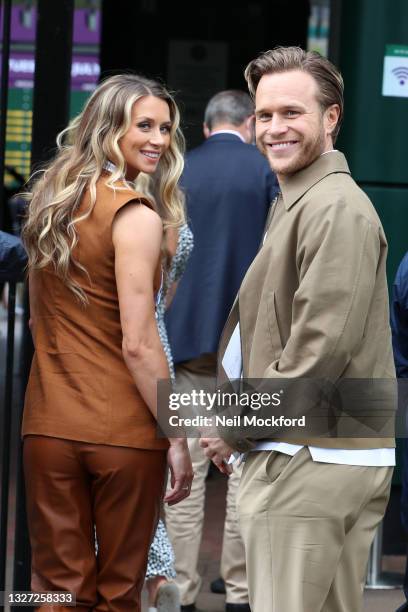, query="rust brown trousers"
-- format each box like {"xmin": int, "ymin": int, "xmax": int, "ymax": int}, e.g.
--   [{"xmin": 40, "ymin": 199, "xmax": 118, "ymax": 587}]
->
[{"xmin": 24, "ymin": 436, "xmax": 166, "ymax": 612}]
